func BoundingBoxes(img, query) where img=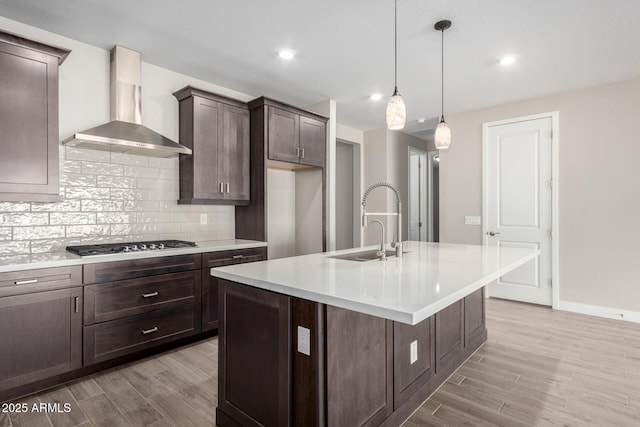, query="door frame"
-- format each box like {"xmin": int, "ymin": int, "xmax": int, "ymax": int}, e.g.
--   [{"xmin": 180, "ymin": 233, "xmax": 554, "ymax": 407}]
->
[
  {"xmin": 407, "ymin": 146, "xmax": 428, "ymax": 241},
  {"xmin": 427, "ymin": 150, "xmax": 439, "ymax": 243},
  {"xmin": 481, "ymin": 111, "xmax": 559, "ymax": 308}
]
